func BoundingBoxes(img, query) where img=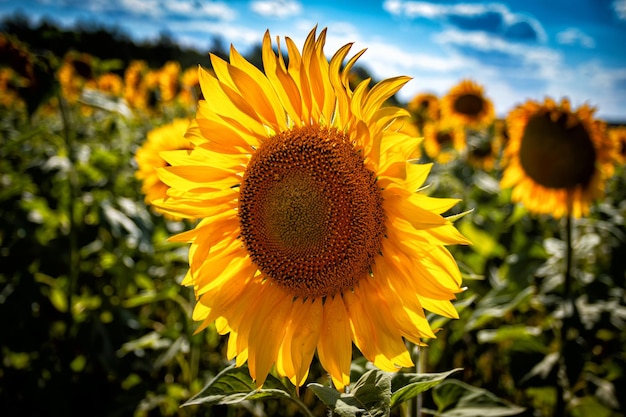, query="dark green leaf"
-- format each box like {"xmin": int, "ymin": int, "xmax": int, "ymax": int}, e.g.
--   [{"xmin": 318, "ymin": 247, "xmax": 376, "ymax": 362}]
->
[
  {"xmin": 390, "ymin": 368, "xmax": 462, "ymax": 407},
  {"xmin": 477, "ymin": 325, "xmax": 548, "ymax": 353},
  {"xmin": 309, "ymin": 369, "xmax": 392, "ymax": 417},
  {"xmin": 183, "ymin": 364, "xmax": 293, "ymax": 407},
  {"xmin": 307, "ymin": 384, "xmax": 341, "ymax": 408},
  {"xmin": 433, "ymin": 379, "xmax": 526, "ymax": 417}
]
